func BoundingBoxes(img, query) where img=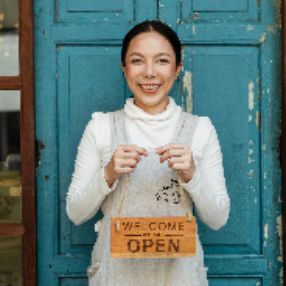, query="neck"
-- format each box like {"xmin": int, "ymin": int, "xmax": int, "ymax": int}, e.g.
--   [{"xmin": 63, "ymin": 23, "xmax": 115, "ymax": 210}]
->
[{"xmin": 134, "ymin": 97, "xmax": 169, "ymax": 115}]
